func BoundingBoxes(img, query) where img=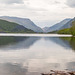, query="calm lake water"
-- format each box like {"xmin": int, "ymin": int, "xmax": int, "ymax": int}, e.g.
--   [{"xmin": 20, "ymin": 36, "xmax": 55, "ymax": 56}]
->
[{"xmin": 0, "ymin": 34, "xmax": 75, "ymax": 75}]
